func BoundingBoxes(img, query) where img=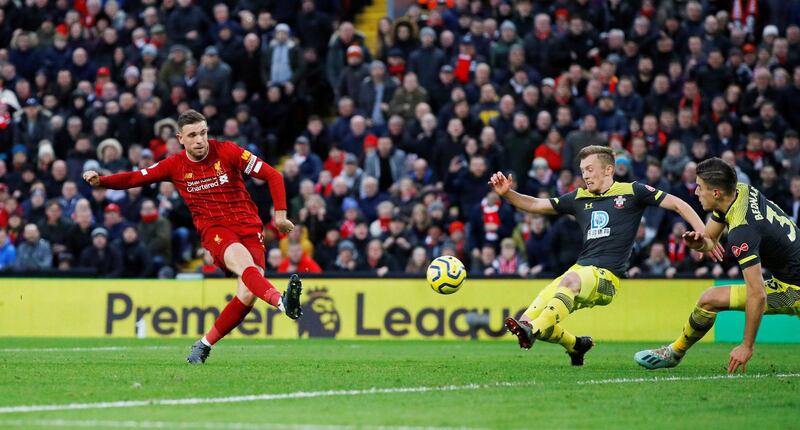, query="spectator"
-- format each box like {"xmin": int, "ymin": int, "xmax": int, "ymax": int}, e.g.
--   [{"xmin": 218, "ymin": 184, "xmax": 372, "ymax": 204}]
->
[
  {"xmin": 775, "ymin": 130, "xmax": 800, "ymax": 176},
  {"xmin": 314, "ymin": 228, "xmax": 341, "ymax": 270},
  {"xmin": 264, "ymin": 23, "xmax": 303, "ymax": 95},
  {"xmin": 595, "ymin": 95, "xmax": 628, "ymax": 136},
  {"xmin": 445, "ymin": 155, "xmax": 491, "ymax": 218},
  {"xmin": 389, "ymin": 72, "xmax": 427, "ymax": 121},
  {"xmin": 14, "ymin": 223, "xmax": 52, "ymax": 271},
  {"xmin": 337, "ymin": 45, "xmax": 369, "ymax": 100},
  {"xmin": 296, "ymin": 0, "xmax": 334, "ymax": 57},
  {"xmin": 470, "ymin": 245, "xmax": 497, "ymax": 276},
  {"xmin": 493, "ymin": 237, "xmax": 529, "ymax": 276},
  {"xmin": 383, "ymin": 214, "xmax": 414, "ymax": 268},
  {"xmin": 15, "ymin": 97, "xmax": 52, "ymax": 150},
  {"xmin": 79, "ymin": 227, "xmax": 123, "ymax": 278},
  {"xmin": 357, "ymin": 61, "xmax": 398, "ymax": 127},
  {"xmin": 408, "ymin": 27, "xmax": 445, "ymax": 92},
  {"xmin": 520, "ymin": 214, "xmax": 550, "ymax": 277},
  {"xmin": 332, "ymin": 239, "xmax": 359, "ymax": 272},
  {"xmin": 549, "ymin": 214, "xmax": 582, "ymax": 274},
  {"xmin": 167, "ymin": 0, "xmax": 211, "ymax": 57},
  {"xmin": 526, "ymin": 157, "xmax": 555, "ymax": 198},
  {"xmin": 137, "ymin": 199, "xmax": 172, "ymax": 267},
  {"xmin": 405, "ymin": 245, "xmax": 429, "ymax": 274},
  {"xmin": 278, "ymin": 242, "xmax": 323, "ymax": 274},
  {"xmin": 341, "ymin": 115, "xmax": 369, "ymax": 157},
  {"xmin": 358, "ymin": 176, "xmax": 389, "ymax": 222},
  {"xmin": 534, "ymin": 129, "xmax": 564, "ymax": 172},
  {"xmin": 117, "ymin": 225, "xmax": 153, "ymax": 278},
  {"xmin": 326, "ymin": 22, "xmax": 372, "ymax": 89},
  {"xmin": 197, "ymin": 247, "xmax": 224, "ymax": 277},
  {"xmin": 358, "ymin": 238, "xmax": 399, "ymax": 276},
  {"xmin": 468, "ymin": 190, "xmax": 515, "ymax": 252},
  {"xmin": 64, "ymin": 201, "xmax": 94, "ymax": 258},
  {"xmin": 293, "ymin": 136, "xmax": 323, "ymax": 182},
  {"xmin": 364, "ymin": 137, "xmax": 406, "ymax": 193},
  {"xmin": 642, "ymin": 242, "xmax": 674, "ymax": 278},
  {"xmin": 196, "ymin": 46, "xmax": 232, "ymax": 102},
  {"xmin": 661, "ymin": 141, "xmax": 691, "ymax": 182},
  {"xmin": 0, "ymin": 228, "xmax": 16, "ymax": 270}
]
